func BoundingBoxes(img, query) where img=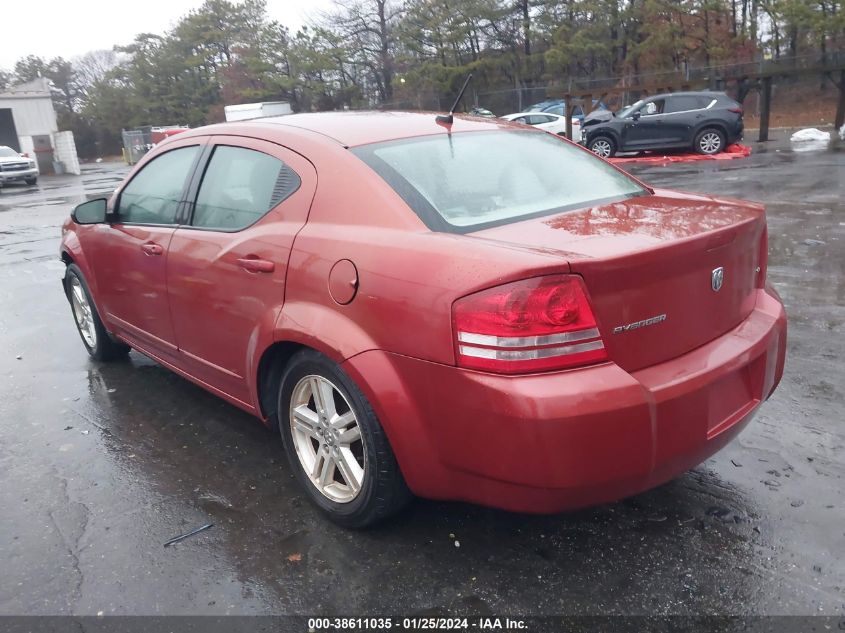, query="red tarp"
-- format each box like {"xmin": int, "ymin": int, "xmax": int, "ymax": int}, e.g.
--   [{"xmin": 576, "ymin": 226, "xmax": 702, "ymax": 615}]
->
[{"xmin": 608, "ymin": 143, "xmax": 751, "ymax": 165}]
